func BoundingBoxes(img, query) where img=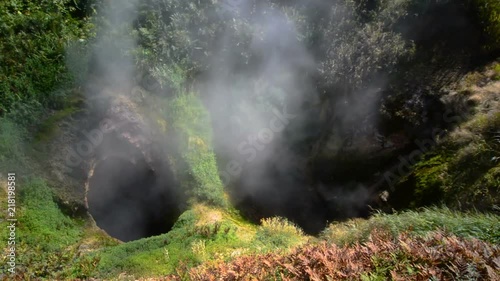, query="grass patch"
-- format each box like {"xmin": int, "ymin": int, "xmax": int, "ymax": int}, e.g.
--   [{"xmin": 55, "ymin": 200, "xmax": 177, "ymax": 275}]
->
[
  {"xmin": 0, "ymin": 178, "xmax": 89, "ymax": 279},
  {"xmin": 321, "ymin": 207, "xmax": 500, "ymax": 246},
  {"xmin": 93, "ymin": 204, "xmax": 299, "ymax": 279},
  {"xmin": 255, "ymin": 217, "xmax": 306, "ymax": 251}
]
